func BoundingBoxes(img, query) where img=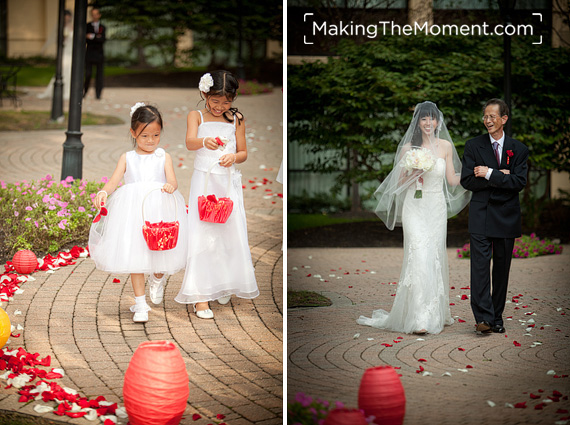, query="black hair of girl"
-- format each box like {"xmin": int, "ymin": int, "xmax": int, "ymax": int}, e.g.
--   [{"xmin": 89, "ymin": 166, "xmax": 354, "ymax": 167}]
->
[
  {"xmin": 130, "ymin": 104, "xmax": 163, "ymax": 147},
  {"xmin": 411, "ymin": 102, "xmax": 440, "ymax": 147},
  {"xmin": 202, "ymin": 70, "xmax": 244, "ymax": 124}
]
